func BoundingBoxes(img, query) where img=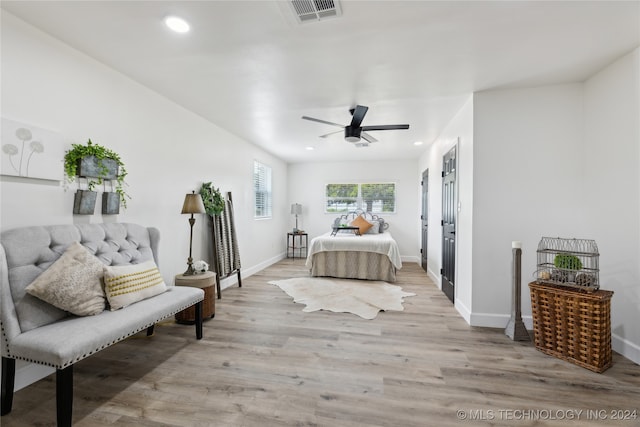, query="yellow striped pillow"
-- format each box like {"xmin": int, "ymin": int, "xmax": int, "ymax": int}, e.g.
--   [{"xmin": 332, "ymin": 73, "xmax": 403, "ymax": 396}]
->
[{"xmin": 103, "ymin": 260, "xmax": 167, "ymax": 310}]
